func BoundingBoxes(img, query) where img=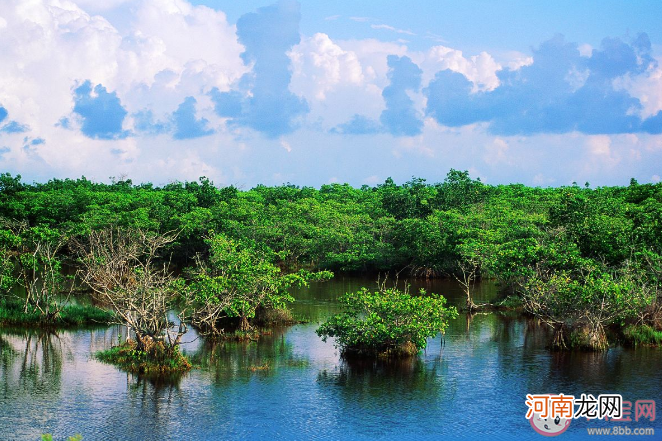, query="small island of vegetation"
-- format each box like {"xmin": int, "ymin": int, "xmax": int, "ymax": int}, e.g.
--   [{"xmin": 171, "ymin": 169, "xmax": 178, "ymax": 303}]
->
[{"xmin": 317, "ymin": 285, "xmax": 458, "ymax": 357}]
